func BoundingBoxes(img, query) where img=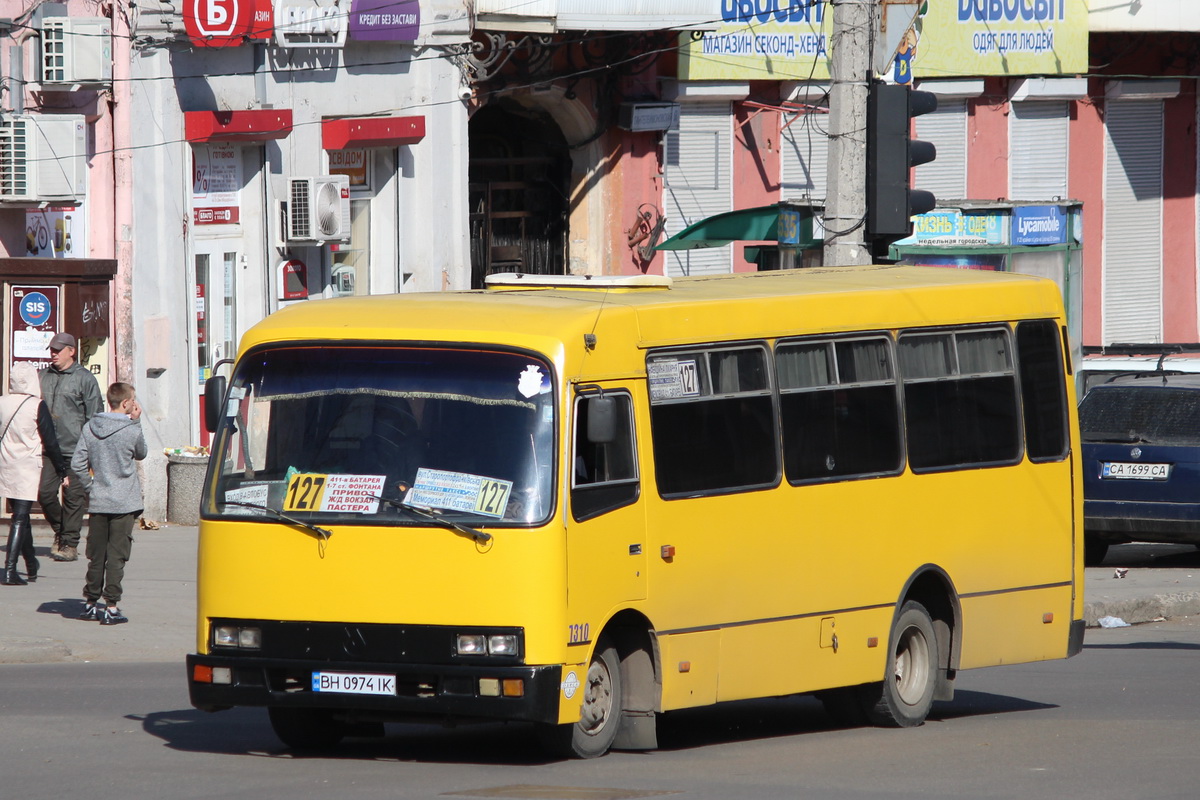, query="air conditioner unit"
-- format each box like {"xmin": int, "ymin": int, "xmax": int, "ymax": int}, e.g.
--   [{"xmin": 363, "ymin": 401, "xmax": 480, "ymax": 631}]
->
[
  {"xmin": 40, "ymin": 17, "xmax": 113, "ymax": 89},
  {"xmin": 288, "ymin": 175, "xmax": 351, "ymax": 242},
  {"xmin": 0, "ymin": 115, "xmax": 87, "ymax": 204}
]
